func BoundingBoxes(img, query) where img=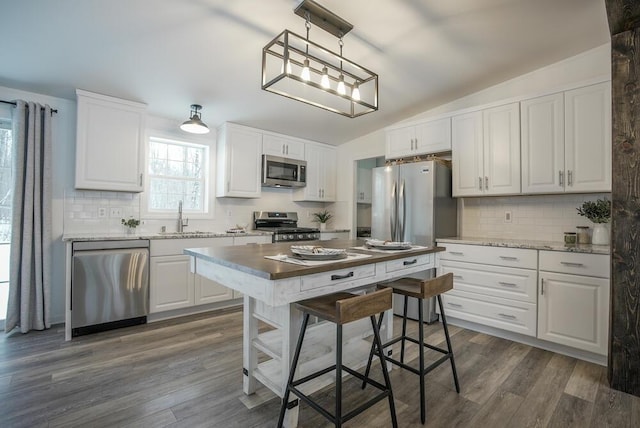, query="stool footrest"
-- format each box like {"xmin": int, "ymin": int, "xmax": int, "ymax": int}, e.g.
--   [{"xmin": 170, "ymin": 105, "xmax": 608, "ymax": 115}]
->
[
  {"xmin": 291, "ymin": 365, "xmax": 335, "ymax": 387},
  {"xmin": 382, "ymin": 349, "xmax": 453, "ymax": 376}
]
